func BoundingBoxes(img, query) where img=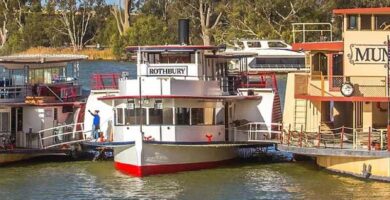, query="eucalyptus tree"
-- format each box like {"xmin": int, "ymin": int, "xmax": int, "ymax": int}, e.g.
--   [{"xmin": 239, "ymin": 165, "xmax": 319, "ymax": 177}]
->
[
  {"xmin": 0, "ymin": 0, "xmax": 24, "ymax": 48},
  {"xmin": 111, "ymin": 0, "xmax": 142, "ymax": 36},
  {"xmin": 54, "ymin": 0, "xmax": 105, "ymax": 51}
]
